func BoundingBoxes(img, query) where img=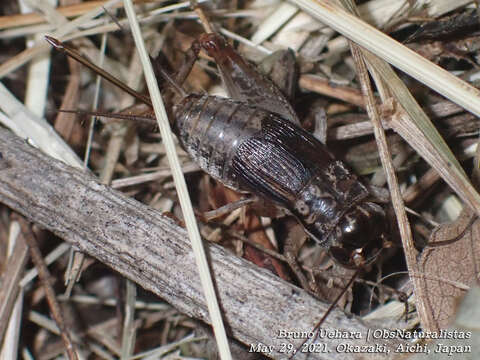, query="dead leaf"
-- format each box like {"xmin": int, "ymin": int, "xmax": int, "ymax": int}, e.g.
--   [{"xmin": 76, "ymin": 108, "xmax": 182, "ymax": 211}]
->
[
  {"xmin": 419, "ymin": 208, "xmax": 480, "ymax": 330},
  {"xmin": 410, "ymin": 286, "xmax": 480, "ymax": 360}
]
